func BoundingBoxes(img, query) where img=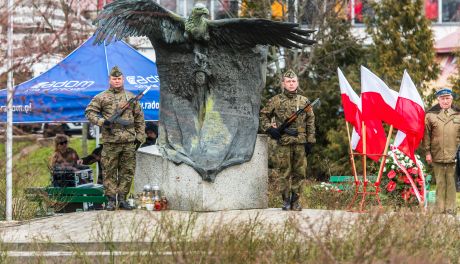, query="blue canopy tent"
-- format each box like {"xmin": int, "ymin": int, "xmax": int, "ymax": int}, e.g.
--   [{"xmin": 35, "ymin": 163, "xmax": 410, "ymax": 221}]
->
[{"xmin": 0, "ymin": 36, "xmax": 160, "ymax": 123}]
